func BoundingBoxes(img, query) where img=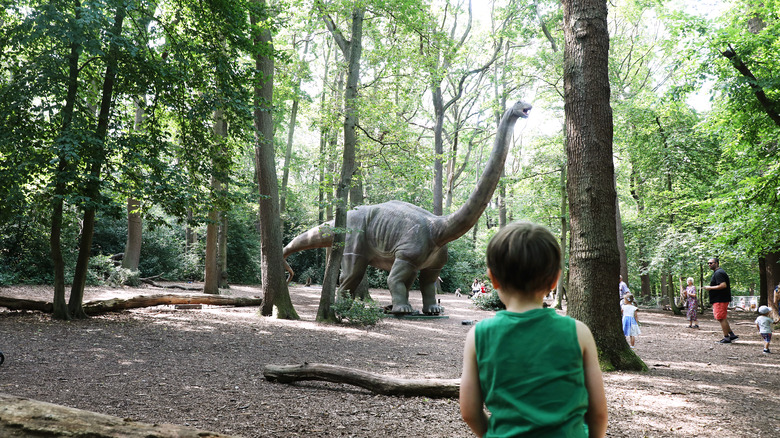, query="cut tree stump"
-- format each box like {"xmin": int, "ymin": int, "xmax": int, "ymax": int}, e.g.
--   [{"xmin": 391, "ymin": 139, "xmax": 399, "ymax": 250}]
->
[
  {"xmin": 0, "ymin": 294, "xmax": 262, "ymax": 315},
  {"xmin": 263, "ymin": 363, "xmax": 460, "ymax": 398},
  {"xmin": 0, "ymin": 393, "xmax": 236, "ymax": 437}
]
